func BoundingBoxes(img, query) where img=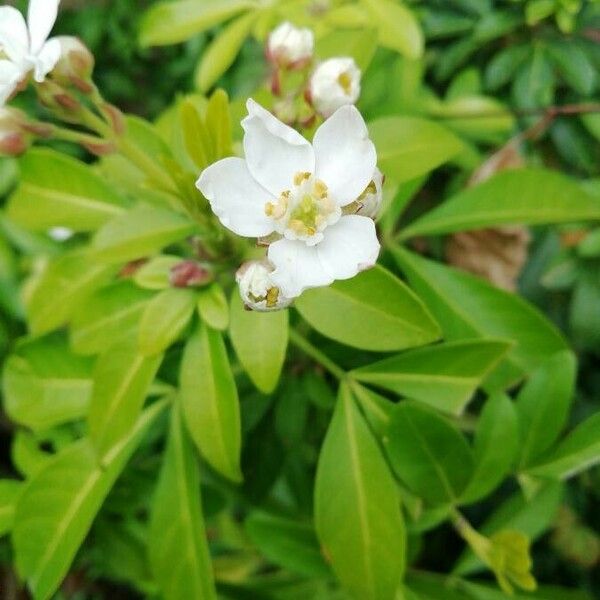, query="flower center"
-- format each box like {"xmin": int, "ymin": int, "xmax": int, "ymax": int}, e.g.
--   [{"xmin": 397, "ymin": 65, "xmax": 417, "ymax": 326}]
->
[
  {"xmin": 265, "ymin": 171, "xmax": 341, "ymax": 245},
  {"xmin": 337, "ymin": 71, "xmax": 353, "ymax": 94}
]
